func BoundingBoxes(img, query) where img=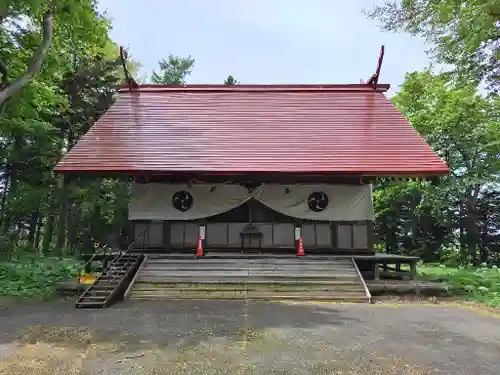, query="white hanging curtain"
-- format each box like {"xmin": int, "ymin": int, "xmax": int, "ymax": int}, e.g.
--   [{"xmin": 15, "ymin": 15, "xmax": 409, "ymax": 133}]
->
[
  {"xmin": 255, "ymin": 184, "xmax": 374, "ymax": 221},
  {"xmin": 129, "ymin": 182, "xmax": 374, "ymax": 221},
  {"xmin": 129, "ymin": 183, "xmax": 260, "ymax": 221}
]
